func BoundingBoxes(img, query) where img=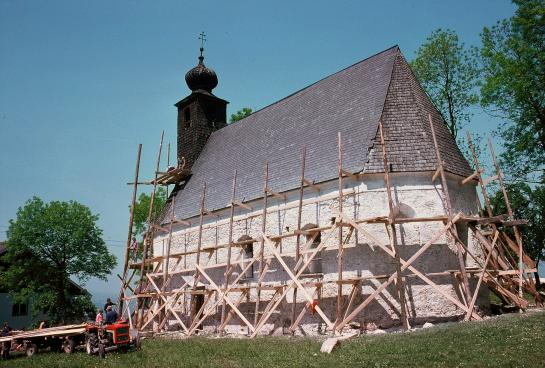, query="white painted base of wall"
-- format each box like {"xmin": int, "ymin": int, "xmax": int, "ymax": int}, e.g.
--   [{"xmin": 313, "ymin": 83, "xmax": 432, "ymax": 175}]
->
[{"xmin": 152, "ymin": 172, "xmax": 488, "ymax": 336}]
